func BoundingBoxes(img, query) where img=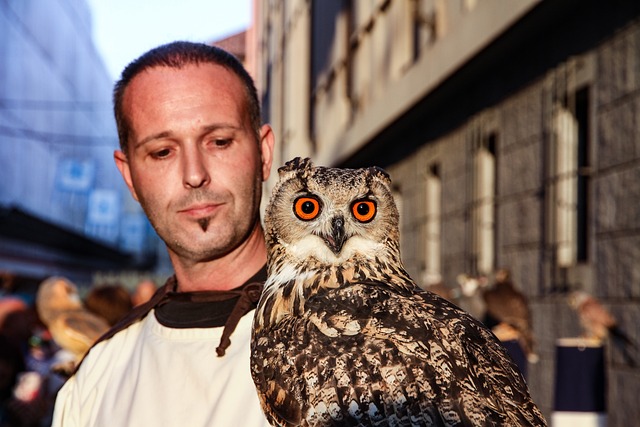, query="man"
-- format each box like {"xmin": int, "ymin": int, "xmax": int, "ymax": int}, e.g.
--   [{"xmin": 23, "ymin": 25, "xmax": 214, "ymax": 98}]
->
[{"xmin": 51, "ymin": 41, "xmax": 274, "ymax": 426}]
